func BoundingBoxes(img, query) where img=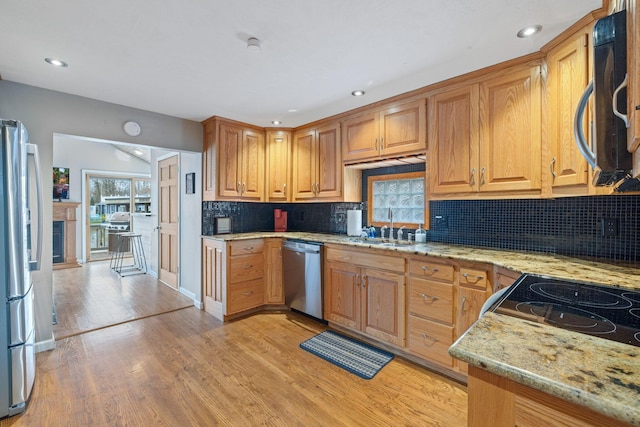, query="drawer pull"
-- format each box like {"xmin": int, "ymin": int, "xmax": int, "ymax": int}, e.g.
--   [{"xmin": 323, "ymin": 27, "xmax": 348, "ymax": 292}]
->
[
  {"xmin": 421, "ymin": 333, "xmax": 439, "ymax": 343},
  {"xmin": 421, "ymin": 266, "xmax": 440, "ymax": 273},
  {"xmin": 243, "ymin": 265, "xmax": 254, "ymax": 269},
  {"xmin": 461, "ymin": 296, "xmax": 467, "ymax": 313},
  {"xmin": 420, "ymin": 293, "xmax": 438, "ymax": 302},
  {"xmin": 244, "ymin": 246, "xmax": 254, "ymax": 251},
  {"xmin": 242, "ymin": 291, "xmax": 254, "ymax": 296},
  {"xmin": 462, "ymin": 273, "xmax": 484, "ymax": 281}
]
